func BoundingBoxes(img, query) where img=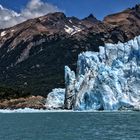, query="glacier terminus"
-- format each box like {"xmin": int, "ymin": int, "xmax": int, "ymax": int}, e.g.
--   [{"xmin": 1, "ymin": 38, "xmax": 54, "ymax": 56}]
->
[{"xmin": 46, "ymin": 36, "xmax": 140, "ymax": 111}]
